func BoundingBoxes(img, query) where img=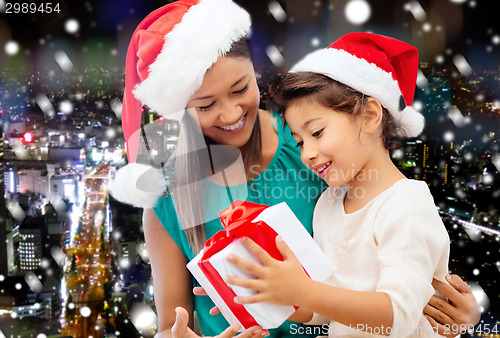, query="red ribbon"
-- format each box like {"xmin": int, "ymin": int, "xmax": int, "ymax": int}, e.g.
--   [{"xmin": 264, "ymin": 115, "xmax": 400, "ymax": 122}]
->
[{"xmin": 198, "ymin": 200, "xmax": 284, "ymax": 329}]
